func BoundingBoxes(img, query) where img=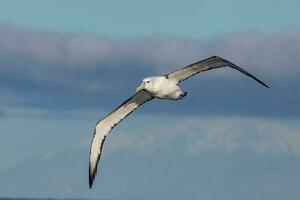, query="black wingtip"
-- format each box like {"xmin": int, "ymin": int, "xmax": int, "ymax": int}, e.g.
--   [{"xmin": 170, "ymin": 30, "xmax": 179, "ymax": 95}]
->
[
  {"xmin": 241, "ymin": 69, "xmax": 270, "ymax": 89},
  {"xmin": 246, "ymin": 73, "xmax": 270, "ymax": 88},
  {"xmin": 89, "ymin": 164, "xmax": 95, "ymax": 189},
  {"xmin": 89, "ymin": 180, "xmax": 93, "ymax": 189},
  {"xmin": 89, "ymin": 177, "xmax": 93, "ymax": 189},
  {"xmin": 215, "ymin": 56, "xmax": 270, "ymax": 89},
  {"xmin": 260, "ymin": 81, "xmax": 270, "ymax": 88}
]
